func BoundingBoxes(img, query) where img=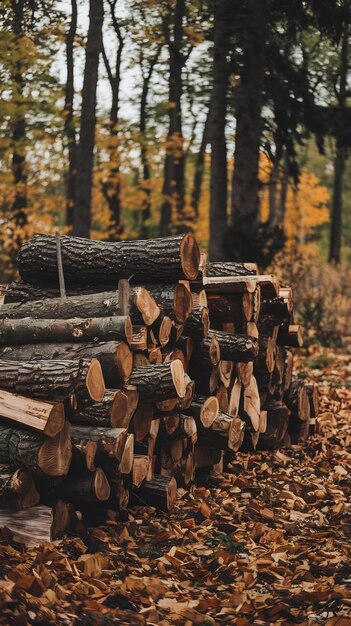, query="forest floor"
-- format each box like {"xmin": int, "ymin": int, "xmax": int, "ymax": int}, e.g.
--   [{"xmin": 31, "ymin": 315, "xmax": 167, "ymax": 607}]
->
[{"xmin": 1, "ymin": 346, "xmax": 351, "ymax": 626}]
